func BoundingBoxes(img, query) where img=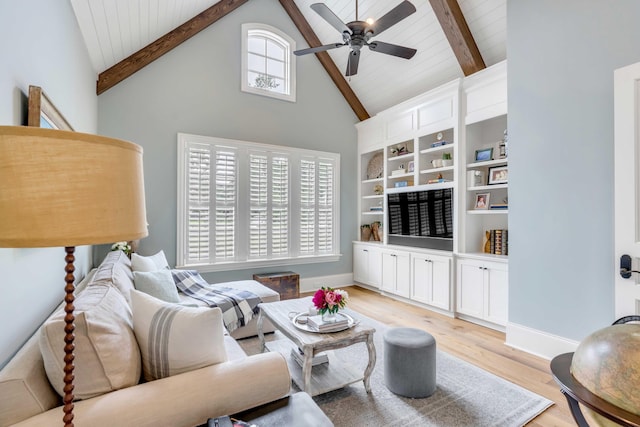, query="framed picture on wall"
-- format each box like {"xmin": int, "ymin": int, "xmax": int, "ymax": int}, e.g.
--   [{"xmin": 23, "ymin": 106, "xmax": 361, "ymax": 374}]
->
[
  {"xmin": 27, "ymin": 85, "xmax": 74, "ymax": 131},
  {"xmin": 488, "ymin": 166, "xmax": 508, "ymax": 184}
]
